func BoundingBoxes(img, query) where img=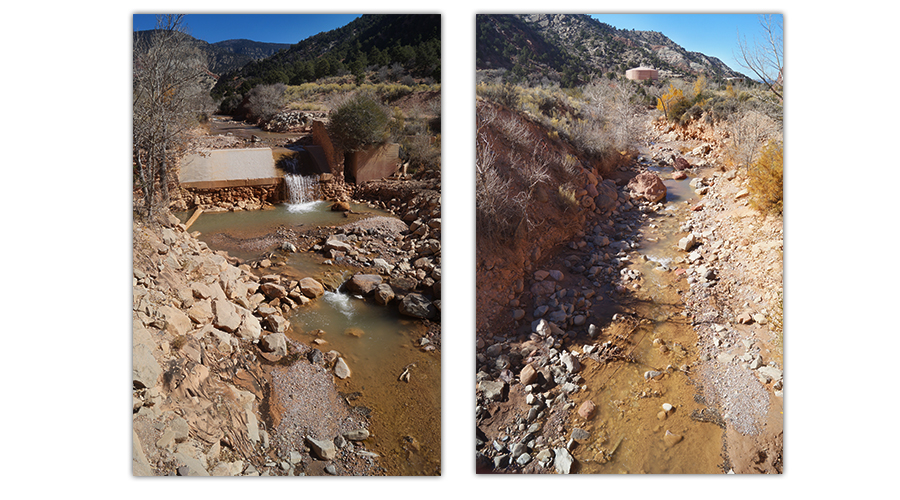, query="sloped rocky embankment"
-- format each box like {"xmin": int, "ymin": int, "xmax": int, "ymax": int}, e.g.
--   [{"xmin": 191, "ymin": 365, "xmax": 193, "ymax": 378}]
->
[{"xmin": 132, "ymin": 211, "xmax": 382, "ymax": 476}]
